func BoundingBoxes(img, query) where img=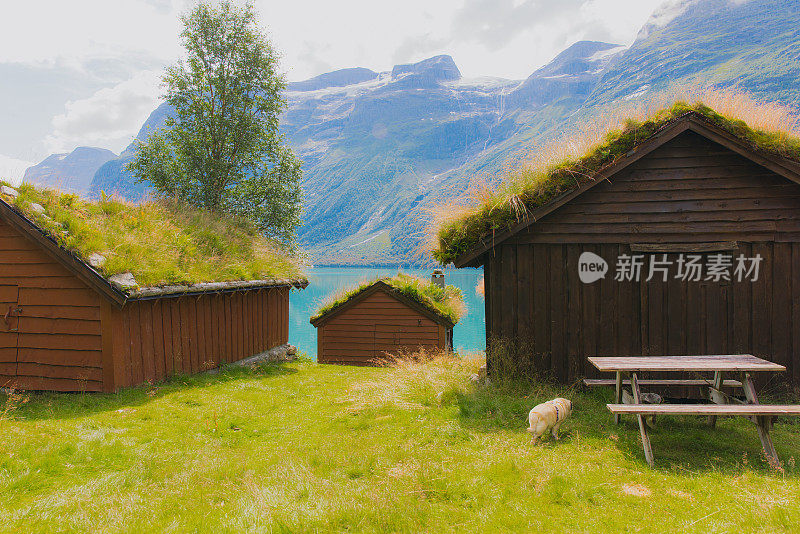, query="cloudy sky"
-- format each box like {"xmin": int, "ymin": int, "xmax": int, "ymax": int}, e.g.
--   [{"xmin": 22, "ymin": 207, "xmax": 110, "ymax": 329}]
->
[{"xmin": 0, "ymin": 0, "xmax": 665, "ymax": 174}]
